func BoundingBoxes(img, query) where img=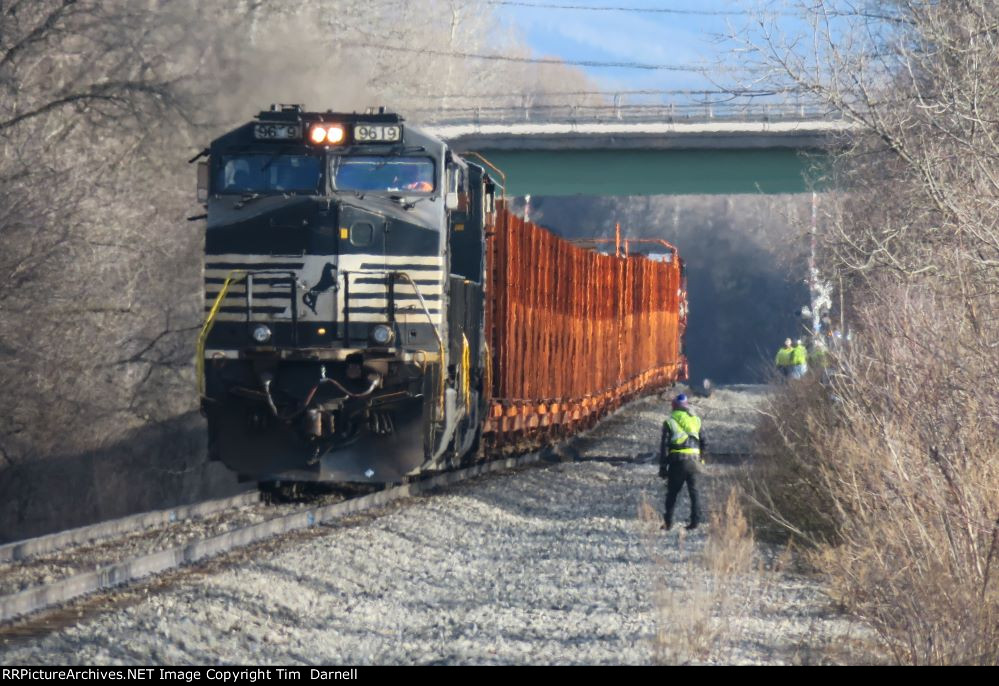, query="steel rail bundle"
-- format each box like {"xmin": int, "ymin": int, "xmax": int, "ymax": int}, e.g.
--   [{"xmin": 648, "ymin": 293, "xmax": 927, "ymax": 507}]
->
[{"xmin": 483, "ymin": 201, "xmax": 687, "ymax": 450}]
